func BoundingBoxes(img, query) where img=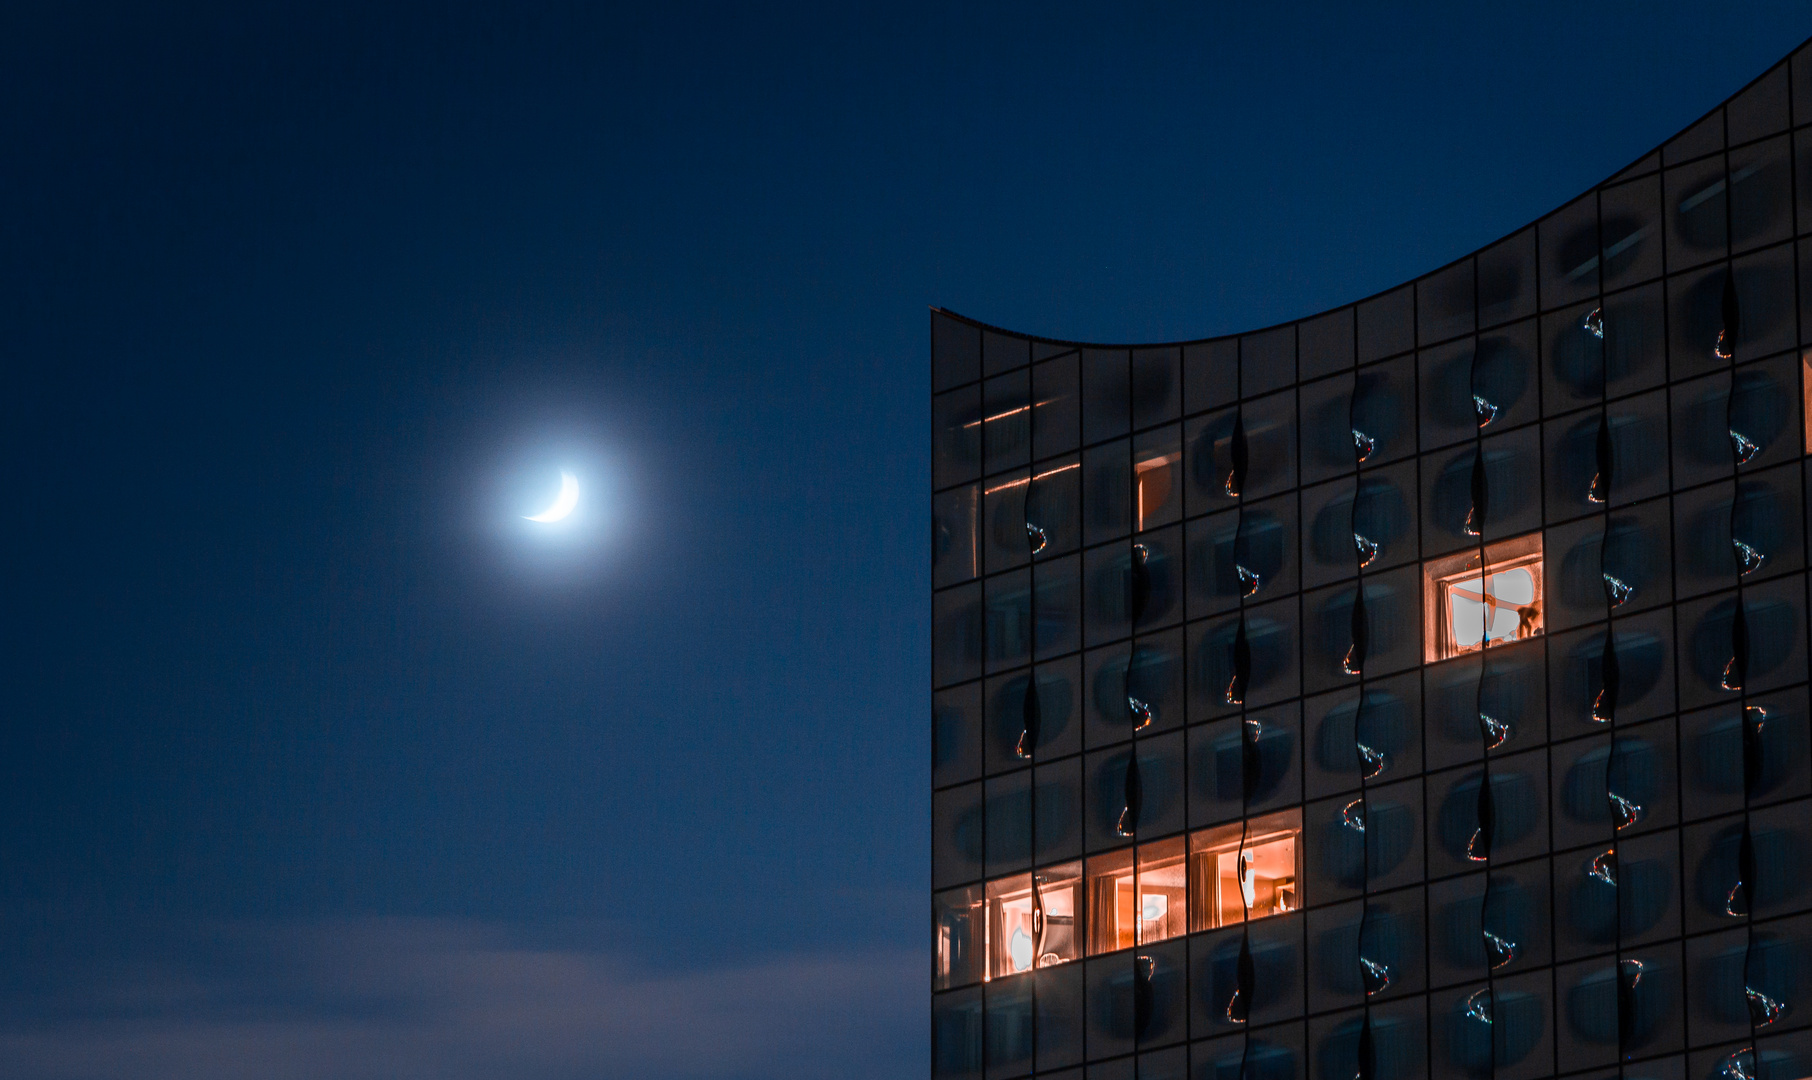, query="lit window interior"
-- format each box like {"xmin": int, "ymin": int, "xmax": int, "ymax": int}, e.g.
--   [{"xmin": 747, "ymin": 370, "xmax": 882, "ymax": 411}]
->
[
  {"xmin": 946, "ymin": 811, "xmax": 1305, "ymax": 981},
  {"xmin": 1087, "ymin": 838, "xmax": 1186, "ymax": 954},
  {"xmin": 1802, "ymin": 350, "xmax": 1812, "ymax": 455},
  {"xmin": 1421, "ymin": 533, "xmax": 1544, "ymax": 662},
  {"xmin": 983, "ymin": 861, "xmax": 1082, "ymax": 979},
  {"xmin": 1135, "ymin": 454, "xmax": 1178, "ymax": 530},
  {"xmin": 1189, "ymin": 809, "xmax": 1302, "ymax": 931}
]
